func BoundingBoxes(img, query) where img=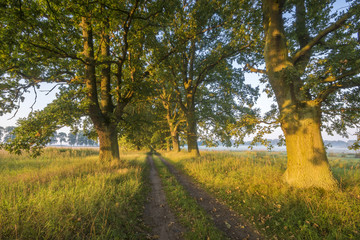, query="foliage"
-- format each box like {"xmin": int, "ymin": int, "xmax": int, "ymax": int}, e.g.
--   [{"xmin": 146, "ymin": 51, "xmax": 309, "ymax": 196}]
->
[
  {"xmin": 1, "ymin": 90, "xmax": 82, "ymax": 157},
  {"xmin": 118, "ymin": 98, "xmax": 170, "ymax": 151},
  {"xmin": 150, "ymin": 0, "xmax": 261, "ymax": 152},
  {"xmin": 0, "ymin": 0, "xmax": 169, "ymax": 160},
  {"xmin": 197, "ymin": 63, "xmax": 259, "ymax": 147}
]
